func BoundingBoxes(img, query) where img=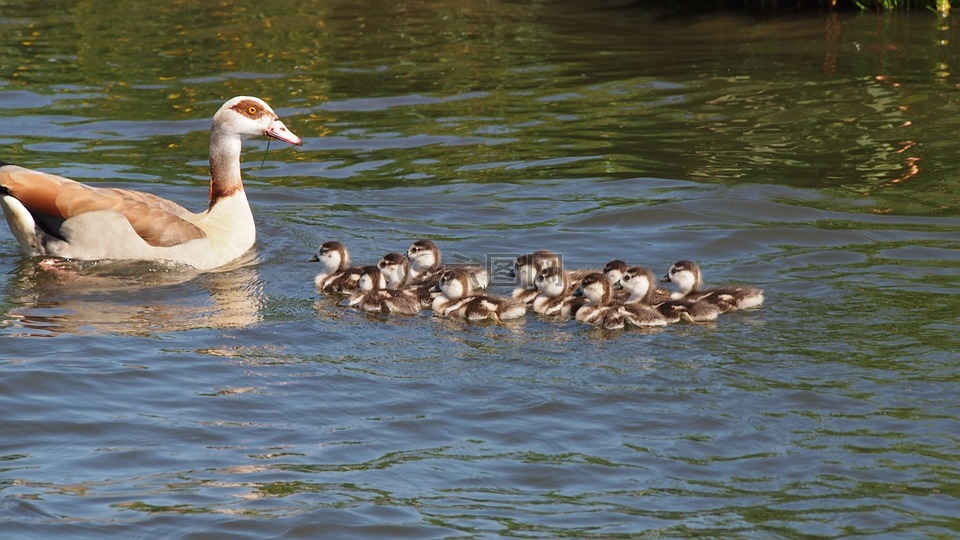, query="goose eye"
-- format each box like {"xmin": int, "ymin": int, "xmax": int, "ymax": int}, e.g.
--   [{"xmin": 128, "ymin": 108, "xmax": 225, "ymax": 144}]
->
[{"xmin": 247, "ymin": 105, "xmax": 259, "ymax": 115}]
